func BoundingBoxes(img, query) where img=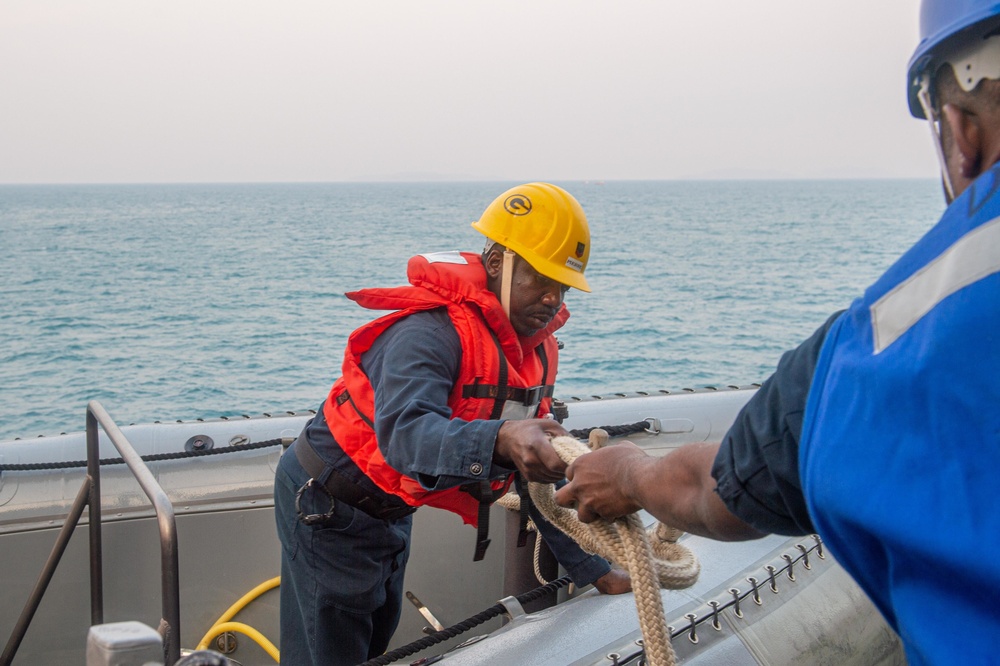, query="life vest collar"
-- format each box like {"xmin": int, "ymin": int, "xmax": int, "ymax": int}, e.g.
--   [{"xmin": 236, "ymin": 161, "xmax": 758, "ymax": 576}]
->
[
  {"xmin": 326, "ymin": 251, "xmax": 564, "ymax": 549},
  {"xmin": 348, "ymin": 251, "xmax": 569, "ymax": 364}
]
